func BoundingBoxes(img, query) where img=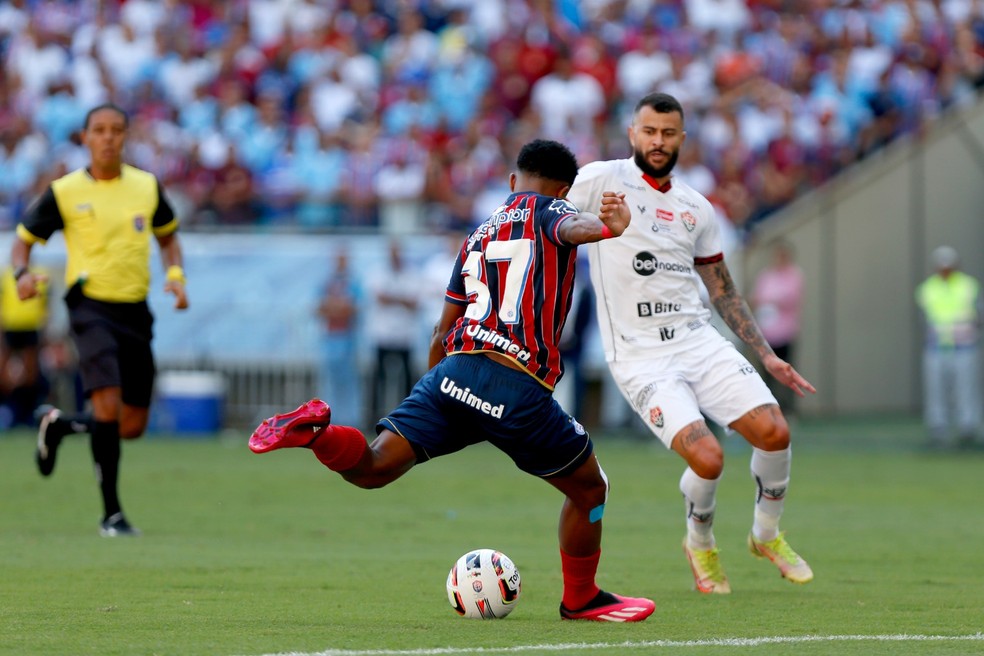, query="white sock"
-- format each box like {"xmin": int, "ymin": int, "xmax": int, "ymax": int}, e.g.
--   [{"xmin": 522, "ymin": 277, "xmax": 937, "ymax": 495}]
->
[
  {"xmin": 680, "ymin": 467, "xmax": 719, "ymax": 549},
  {"xmin": 750, "ymin": 447, "xmax": 791, "ymax": 542}
]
